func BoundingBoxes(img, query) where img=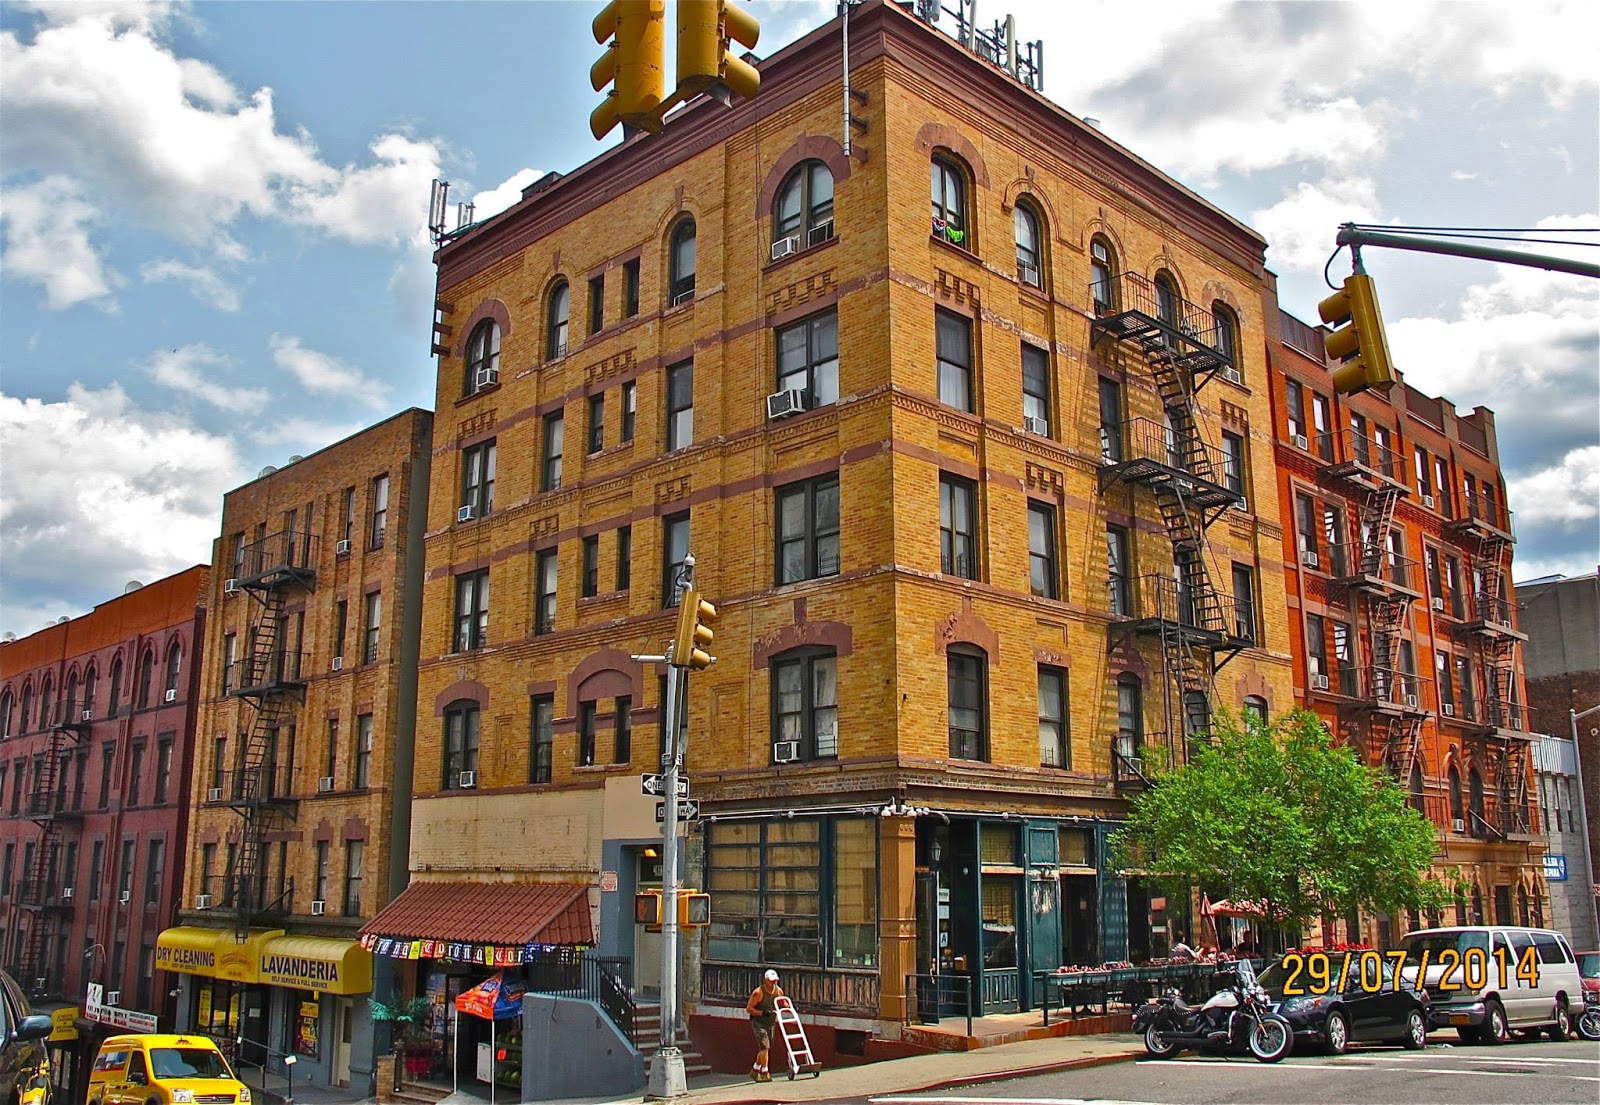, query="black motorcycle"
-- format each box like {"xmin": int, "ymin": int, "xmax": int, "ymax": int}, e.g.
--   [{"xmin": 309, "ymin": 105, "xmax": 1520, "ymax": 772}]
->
[
  {"xmin": 1133, "ymin": 964, "xmax": 1293, "ymax": 1063},
  {"xmin": 1577, "ymin": 989, "xmax": 1600, "ymax": 1041}
]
